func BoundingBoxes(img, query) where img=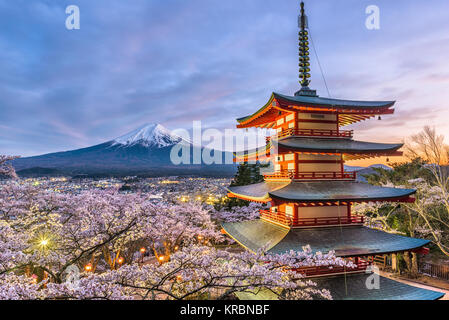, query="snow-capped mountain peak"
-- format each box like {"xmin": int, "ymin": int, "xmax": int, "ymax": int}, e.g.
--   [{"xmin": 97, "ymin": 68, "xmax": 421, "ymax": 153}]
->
[{"xmin": 112, "ymin": 123, "xmax": 184, "ymax": 148}]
